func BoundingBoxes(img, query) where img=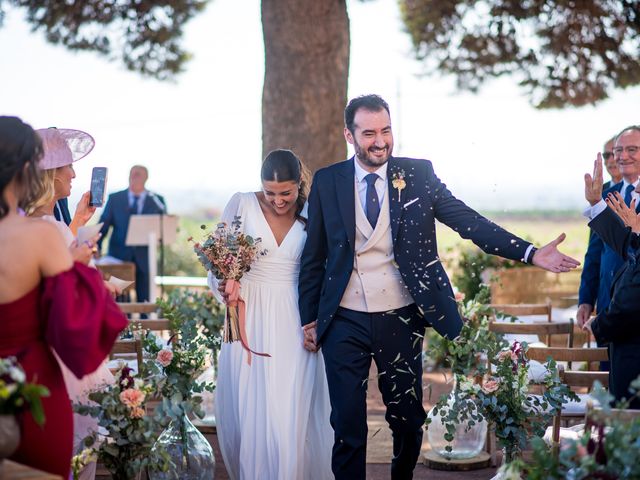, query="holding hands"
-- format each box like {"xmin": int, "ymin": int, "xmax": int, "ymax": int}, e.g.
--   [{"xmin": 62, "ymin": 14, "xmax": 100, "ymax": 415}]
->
[{"xmin": 302, "ymin": 321, "xmax": 318, "ymax": 353}]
